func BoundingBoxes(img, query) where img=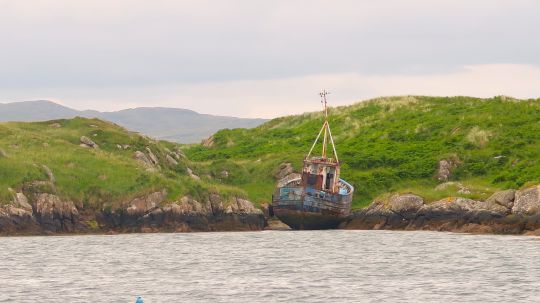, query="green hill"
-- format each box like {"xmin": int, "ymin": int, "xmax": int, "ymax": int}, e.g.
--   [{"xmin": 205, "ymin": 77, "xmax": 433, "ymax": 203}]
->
[
  {"xmin": 2, "ymin": 96, "xmax": 539, "ymax": 211},
  {"xmin": 0, "ymin": 117, "xmax": 245, "ymax": 208},
  {"xmin": 185, "ymin": 96, "xmax": 540, "ymax": 208}
]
